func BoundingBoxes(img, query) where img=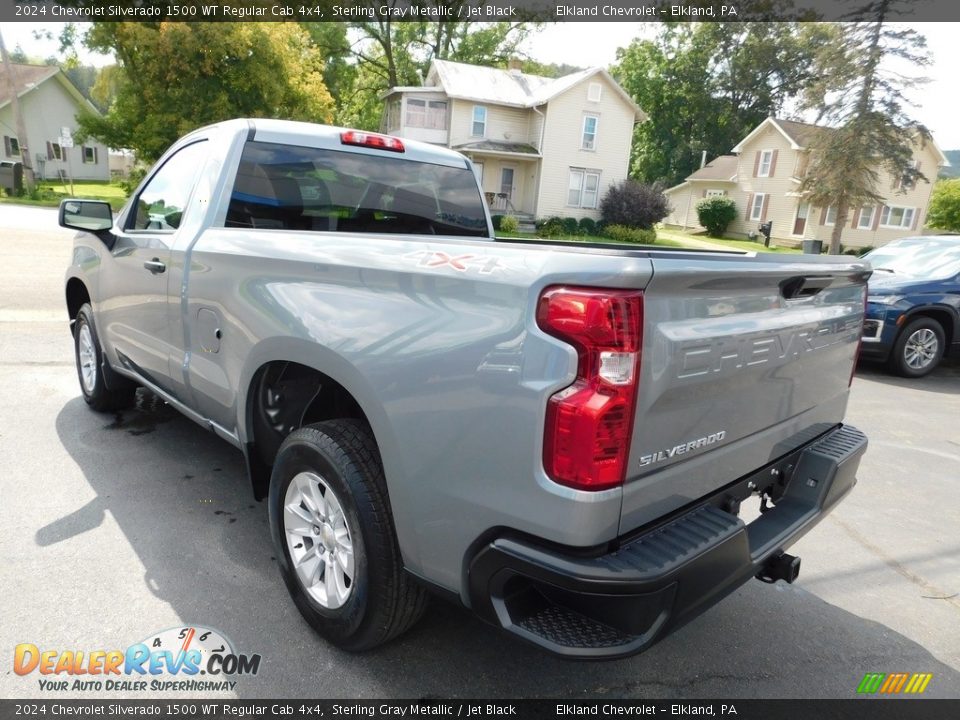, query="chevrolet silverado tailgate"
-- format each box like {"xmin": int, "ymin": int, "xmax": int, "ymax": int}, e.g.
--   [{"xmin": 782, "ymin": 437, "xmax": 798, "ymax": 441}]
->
[{"xmin": 620, "ymin": 254, "xmax": 869, "ymax": 533}]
